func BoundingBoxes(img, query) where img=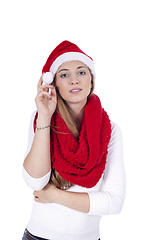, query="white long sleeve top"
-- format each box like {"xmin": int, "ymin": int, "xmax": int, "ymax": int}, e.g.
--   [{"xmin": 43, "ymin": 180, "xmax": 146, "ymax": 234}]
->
[{"xmin": 22, "ymin": 111, "xmax": 126, "ymax": 240}]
